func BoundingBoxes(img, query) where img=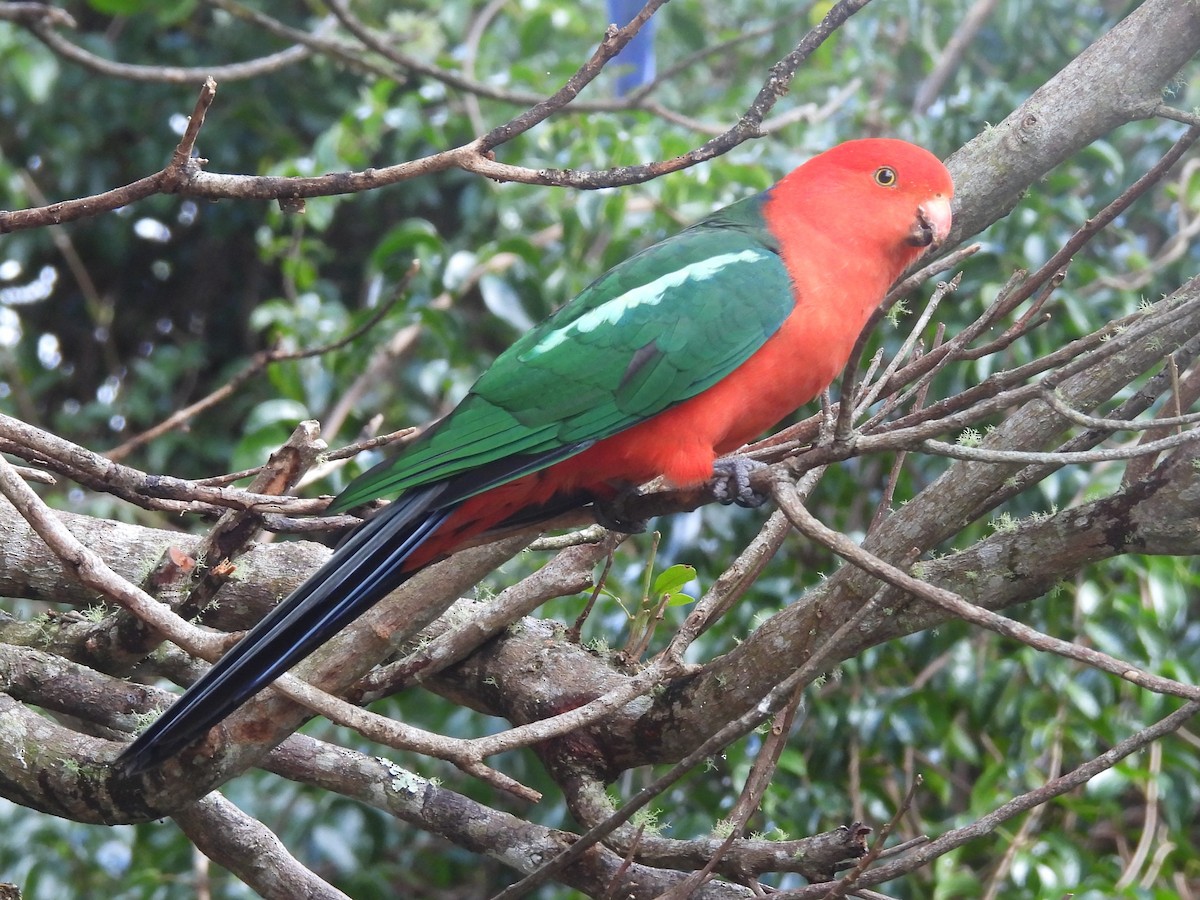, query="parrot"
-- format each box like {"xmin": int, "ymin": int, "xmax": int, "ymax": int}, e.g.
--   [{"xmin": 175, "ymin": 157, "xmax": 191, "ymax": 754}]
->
[{"xmin": 117, "ymin": 138, "xmax": 953, "ymax": 775}]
